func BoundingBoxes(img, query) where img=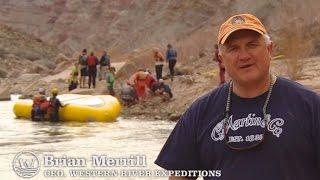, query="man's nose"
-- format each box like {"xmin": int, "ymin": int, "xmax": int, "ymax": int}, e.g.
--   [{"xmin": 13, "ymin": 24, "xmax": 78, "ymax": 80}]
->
[{"xmin": 238, "ymin": 48, "xmax": 250, "ymax": 61}]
